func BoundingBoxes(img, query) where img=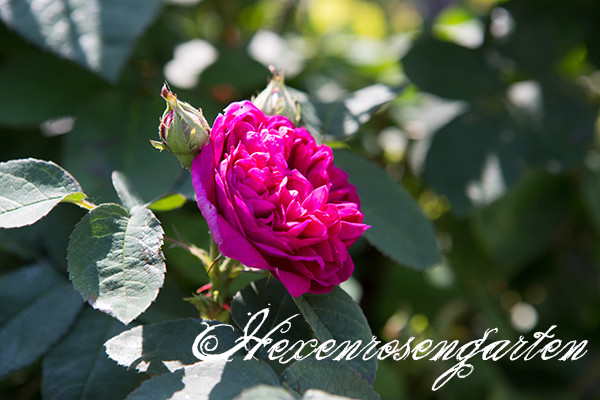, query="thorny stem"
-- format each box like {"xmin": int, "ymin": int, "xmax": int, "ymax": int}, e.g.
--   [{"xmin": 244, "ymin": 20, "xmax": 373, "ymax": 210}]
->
[
  {"xmin": 209, "ymin": 235, "xmax": 219, "ymax": 264},
  {"xmin": 206, "ymin": 235, "xmax": 230, "ymax": 307},
  {"xmin": 179, "ymin": 233, "xmax": 241, "ymax": 322},
  {"xmin": 164, "ymin": 236, "xmax": 211, "ymax": 266}
]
